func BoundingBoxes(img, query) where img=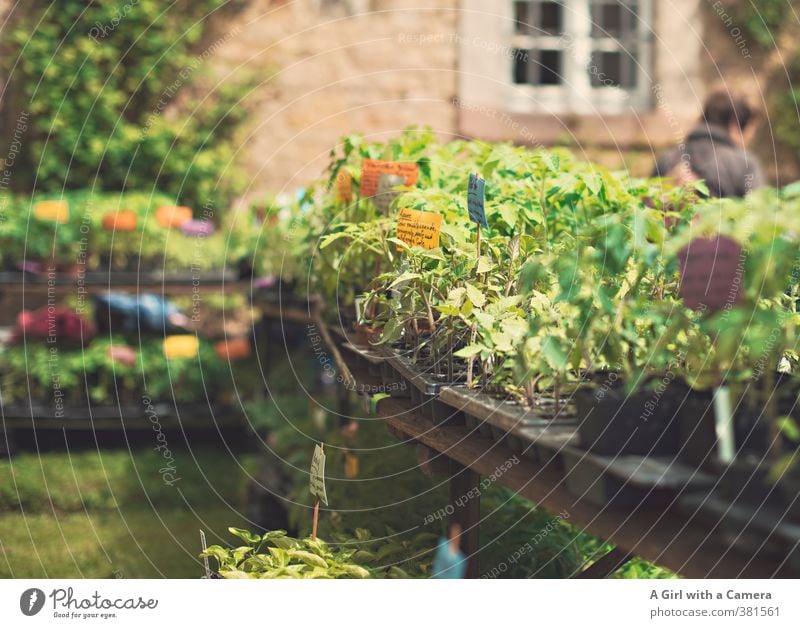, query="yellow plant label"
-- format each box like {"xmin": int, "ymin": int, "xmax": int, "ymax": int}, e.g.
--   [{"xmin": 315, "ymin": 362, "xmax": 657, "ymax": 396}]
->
[
  {"xmin": 163, "ymin": 335, "xmax": 199, "ymax": 359},
  {"xmin": 361, "ymin": 159, "xmax": 419, "ymax": 197},
  {"xmin": 344, "ymin": 453, "xmax": 359, "ymax": 478},
  {"xmin": 33, "ymin": 200, "xmax": 69, "ymax": 223},
  {"xmin": 396, "ymin": 208, "xmax": 442, "ymax": 250},
  {"xmin": 336, "ymin": 170, "xmax": 353, "ymax": 203}
]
